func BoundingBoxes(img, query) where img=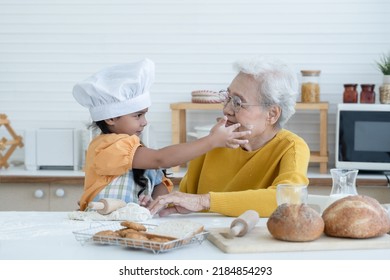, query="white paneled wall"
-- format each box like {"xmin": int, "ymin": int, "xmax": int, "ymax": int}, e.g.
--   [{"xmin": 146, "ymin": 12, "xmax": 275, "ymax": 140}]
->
[{"xmin": 1, "ymin": 0, "xmax": 389, "ymax": 168}]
